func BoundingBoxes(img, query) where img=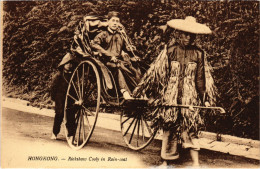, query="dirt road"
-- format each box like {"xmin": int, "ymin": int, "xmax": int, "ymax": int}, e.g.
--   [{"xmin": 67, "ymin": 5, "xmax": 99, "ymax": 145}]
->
[{"xmin": 1, "ymin": 107, "xmax": 259, "ymax": 168}]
